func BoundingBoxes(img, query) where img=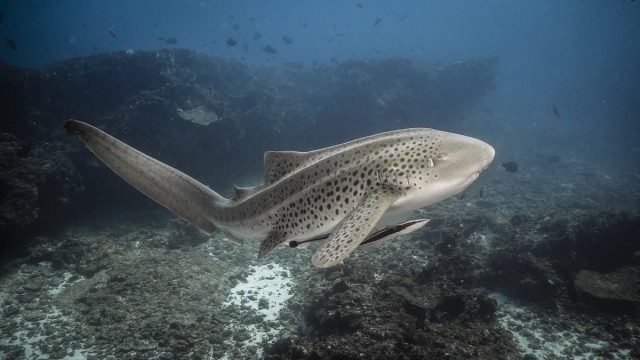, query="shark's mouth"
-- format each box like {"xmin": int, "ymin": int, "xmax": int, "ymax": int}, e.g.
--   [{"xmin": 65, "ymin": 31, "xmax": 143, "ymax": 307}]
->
[{"xmin": 474, "ymin": 157, "xmax": 494, "ymax": 180}]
